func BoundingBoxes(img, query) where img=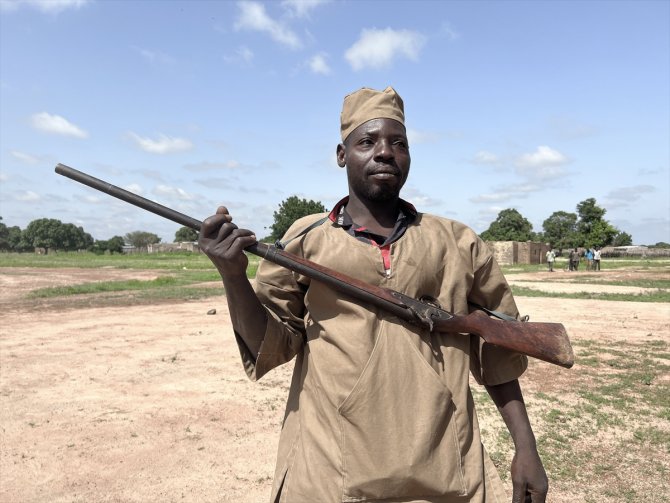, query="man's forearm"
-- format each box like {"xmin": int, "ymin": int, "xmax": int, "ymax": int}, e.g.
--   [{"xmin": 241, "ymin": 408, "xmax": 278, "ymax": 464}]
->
[
  {"xmin": 221, "ymin": 273, "xmax": 268, "ymax": 357},
  {"xmin": 485, "ymin": 379, "xmax": 536, "ymax": 450},
  {"xmin": 486, "ymin": 379, "xmax": 548, "ymax": 501}
]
